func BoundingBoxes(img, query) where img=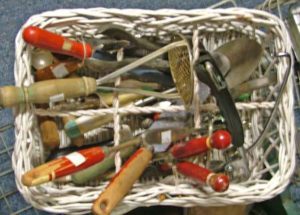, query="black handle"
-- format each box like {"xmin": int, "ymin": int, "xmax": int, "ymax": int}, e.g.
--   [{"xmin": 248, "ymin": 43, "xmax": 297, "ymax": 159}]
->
[{"xmin": 195, "ymin": 51, "xmax": 244, "ymax": 147}]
